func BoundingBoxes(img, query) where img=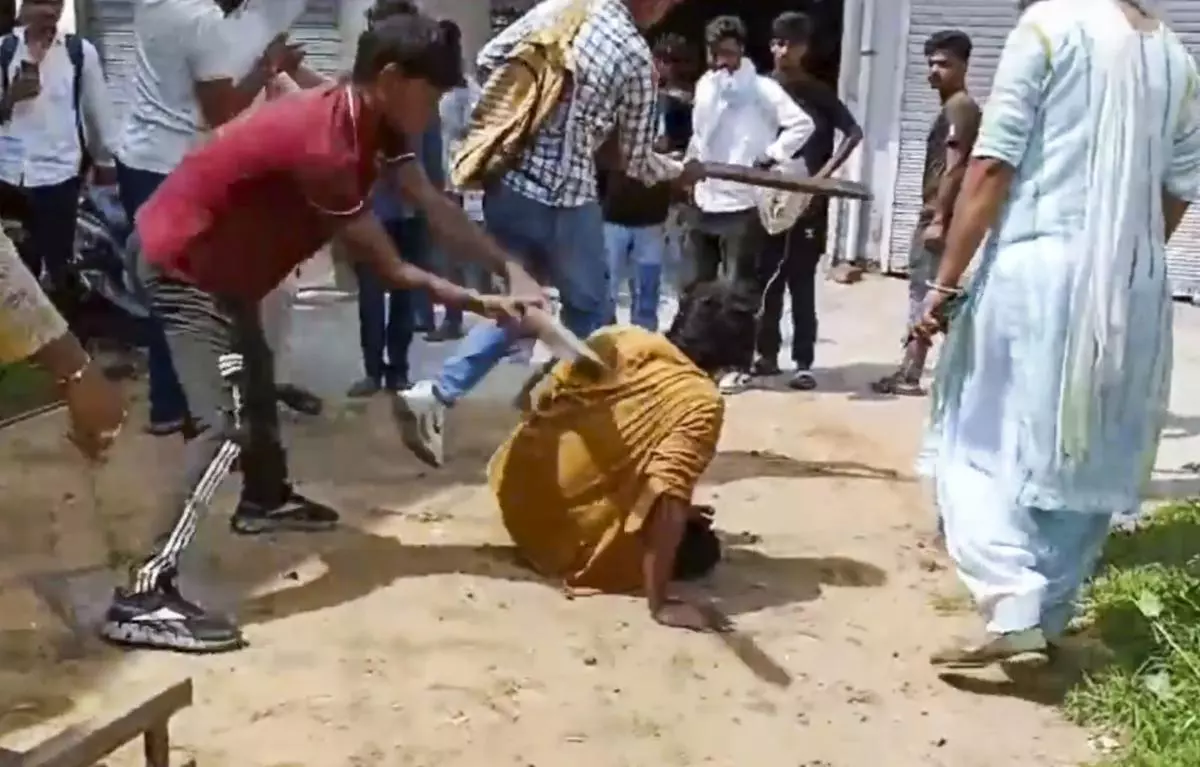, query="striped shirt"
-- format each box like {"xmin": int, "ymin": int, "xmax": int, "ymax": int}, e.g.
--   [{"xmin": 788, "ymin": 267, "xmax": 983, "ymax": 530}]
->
[{"xmin": 476, "ymin": 0, "xmax": 679, "ymax": 207}]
